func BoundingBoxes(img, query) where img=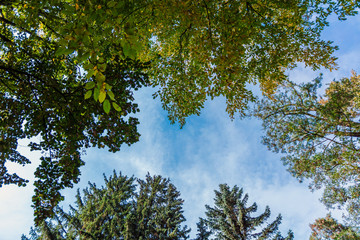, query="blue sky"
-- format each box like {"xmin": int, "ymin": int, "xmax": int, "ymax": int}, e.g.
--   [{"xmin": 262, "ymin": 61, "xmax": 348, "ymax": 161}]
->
[{"xmin": 1, "ymin": 13, "xmax": 360, "ymax": 240}]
